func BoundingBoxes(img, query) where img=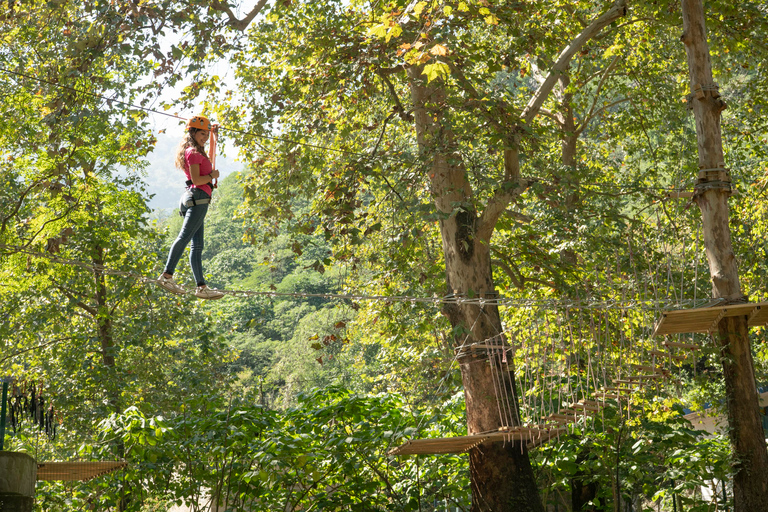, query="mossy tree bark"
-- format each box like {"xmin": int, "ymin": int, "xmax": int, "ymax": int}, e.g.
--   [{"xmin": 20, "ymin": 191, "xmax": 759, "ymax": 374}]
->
[
  {"xmin": 680, "ymin": 1, "xmax": 768, "ymax": 509},
  {"xmin": 404, "ymin": 6, "xmax": 627, "ymax": 509}
]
